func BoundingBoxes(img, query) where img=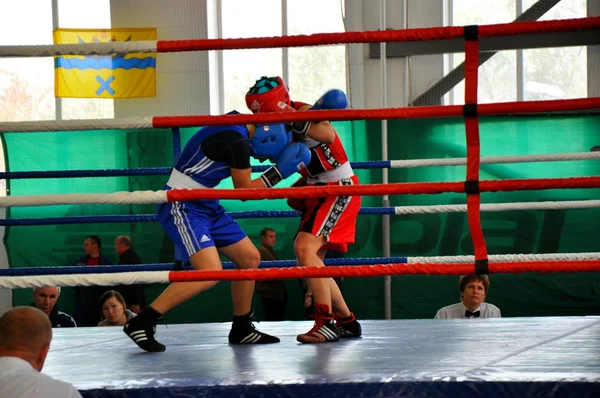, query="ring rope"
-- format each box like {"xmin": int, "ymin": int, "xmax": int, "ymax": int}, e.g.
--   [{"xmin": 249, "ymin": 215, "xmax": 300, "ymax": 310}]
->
[
  {"xmin": 167, "ymin": 261, "xmax": 600, "ymax": 281},
  {"xmin": 0, "ymin": 17, "xmax": 597, "ymax": 57},
  {"xmin": 1, "ymin": 257, "xmax": 411, "ymax": 277},
  {"xmin": 1, "ymin": 98, "xmax": 599, "ymax": 133},
  {"xmin": 1, "ymin": 152, "xmax": 598, "ymax": 180},
  {"xmin": 2, "ymin": 177, "xmax": 598, "ymax": 208},
  {"xmin": 2, "ymin": 252, "xmax": 598, "ymax": 278},
  {"xmin": 1, "ymin": 17, "xmax": 597, "ymax": 290},
  {"xmin": 464, "ymin": 31, "xmax": 487, "ymax": 262},
  {"xmin": 2, "ymin": 259, "xmax": 600, "ymax": 289},
  {"xmin": 2, "ymin": 200, "xmax": 600, "ymax": 226}
]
